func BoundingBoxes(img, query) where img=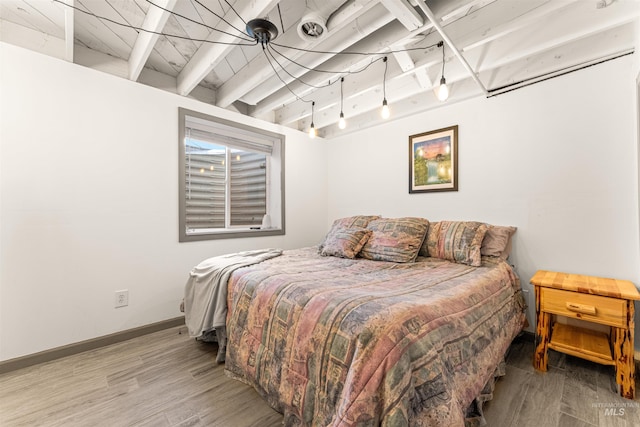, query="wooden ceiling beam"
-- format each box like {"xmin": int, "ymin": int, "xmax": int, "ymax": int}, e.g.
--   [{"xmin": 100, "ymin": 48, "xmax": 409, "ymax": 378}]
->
[
  {"xmin": 128, "ymin": 0, "xmax": 177, "ymax": 81},
  {"xmin": 240, "ymin": 4, "xmax": 393, "ymax": 106},
  {"xmin": 176, "ymin": 0, "xmax": 279, "ymax": 96},
  {"xmin": 214, "ymin": 0, "xmax": 378, "ymax": 109},
  {"xmin": 379, "ymin": 0, "xmax": 423, "ymax": 31}
]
